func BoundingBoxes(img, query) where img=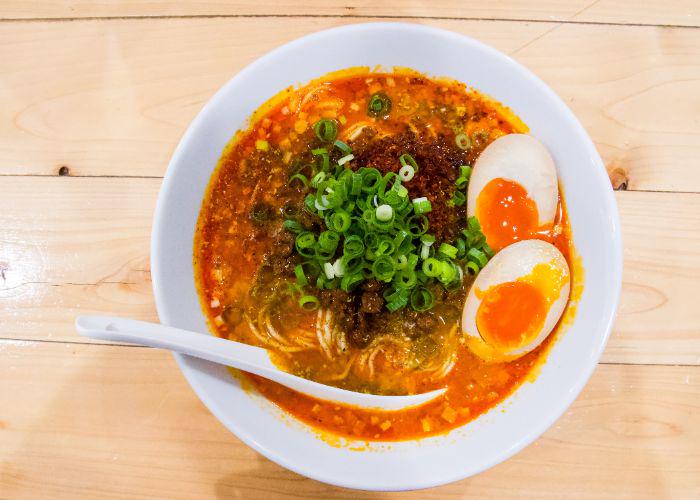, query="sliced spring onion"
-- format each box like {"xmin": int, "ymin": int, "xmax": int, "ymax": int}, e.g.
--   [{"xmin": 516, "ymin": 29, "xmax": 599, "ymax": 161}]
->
[
  {"xmin": 422, "ymin": 258, "xmax": 441, "ymax": 277},
  {"xmin": 318, "ymin": 230, "xmax": 340, "ymax": 253},
  {"xmin": 438, "ymin": 261, "xmax": 457, "ymax": 284},
  {"xmin": 372, "ymin": 255, "xmax": 396, "ymax": 282},
  {"xmin": 398, "ymin": 165, "xmax": 415, "ymax": 182},
  {"xmin": 295, "ymin": 232, "xmax": 316, "ymax": 258},
  {"xmin": 375, "ymin": 204, "xmax": 393, "ymax": 222},
  {"xmin": 332, "ymin": 258, "xmax": 345, "ymax": 277},
  {"xmin": 465, "ymin": 261, "xmax": 480, "ymax": 275},
  {"xmin": 323, "ymin": 262, "xmax": 335, "ymax": 279},
  {"xmin": 455, "ymin": 133, "xmax": 472, "ymax": 150},
  {"xmin": 455, "ymin": 166, "xmax": 472, "ymax": 190},
  {"xmin": 299, "ymin": 295, "xmax": 319, "ymax": 311},
  {"xmin": 334, "ymin": 139, "xmax": 352, "ymax": 154},
  {"xmin": 455, "ymin": 237, "xmax": 466, "ymax": 258},
  {"xmin": 367, "ymin": 92, "xmax": 392, "ymax": 117},
  {"xmin": 314, "ymin": 198, "xmax": 328, "ymax": 211},
  {"xmin": 396, "ymin": 254, "xmax": 408, "ymax": 270},
  {"xmin": 328, "ymin": 211, "xmax": 351, "ymax": 233},
  {"xmin": 467, "ymin": 247, "xmax": 488, "ymax": 268},
  {"xmin": 350, "ymin": 172, "xmax": 362, "ymax": 196},
  {"xmin": 438, "ymin": 243, "xmax": 458, "ymax": 259},
  {"xmin": 280, "ymin": 142, "xmax": 492, "ymax": 312},
  {"xmin": 360, "ymin": 168, "xmax": 382, "ymax": 192},
  {"xmin": 310, "ymin": 172, "xmax": 326, "ymax": 188},
  {"xmin": 420, "ymin": 243, "xmax": 431, "ymax": 260},
  {"xmin": 313, "ymin": 119, "xmax": 338, "ymax": 142},
  {"xmin": 288, "ymin": 173, "xmax": 308, "ymax": 188},
  {"xmin": 386, "ymin": 294, "xmax": 408, "ymax": 312},
  {"xmin": 412, "ymin": 197, "xmax": 432, "ymax": 214},
  {"xmin": 283, "ymin": 219, "xmax": 304, "ymax": 233},
  {"xmin": 449, "ymin": 190, "xmax": 466, "ymax": 207},
  {"xmin": 343, "ymin": 235, "xmax": 365, "ymax": 257},
  {"xmin": 407, "ymin": 214, "xmax": 429, "ymax": 236},
  {"xmin": 392, "ymin": 181, "xmax": 409, "ymax": 199},
  {"xmin": 342, "ymin": 255, "xmax": 363, "ymax": 275},
  {"xmin": 420, "ymin": 234, "xmax": 435, "ymax": 245},
  {"xmin": 337, "ymin": 153, "xmax": 354, "ymax": 166},
  {"xmin": 375, "ymin": 237, "xmax": 395, "ymax": 256},
  {"xmin": 340, "ymin": 272, "xmax": 364, "ymax": 292},
  {"xmin": 410, "ymin": 287, "xmax": 434, "ymax": 312},
  {"xmin": 311, "ymin": 147, "xmax": 330, "ymax": 171},
  {"xmin": 393, "ymin": 230, "xmax": 409, "ymax": 249},
  {"xmin": 394, "ymin": 269, "xmax": 417, "ymax": 289},
  {"xmin": 294, "ymin": 264, "xmax": 308, "ymax": 286},
  {"xmin": 303, "ymin": 193, "xmax": 315, "ymax": 212},
  {"xmin": 399, "ymin": 153, "xmax": 419, "ymax": 172}
]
